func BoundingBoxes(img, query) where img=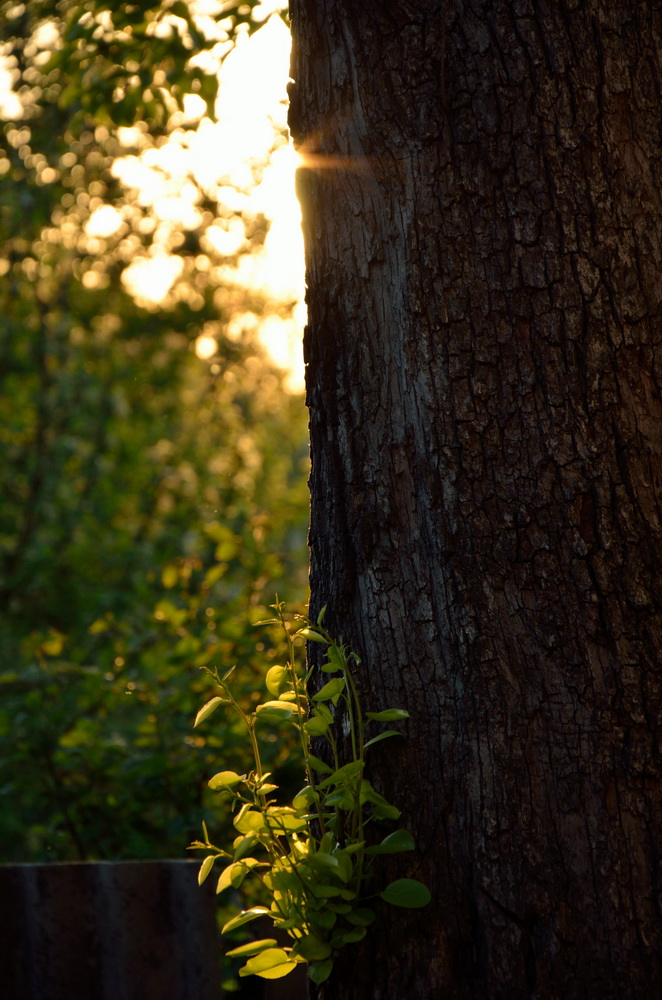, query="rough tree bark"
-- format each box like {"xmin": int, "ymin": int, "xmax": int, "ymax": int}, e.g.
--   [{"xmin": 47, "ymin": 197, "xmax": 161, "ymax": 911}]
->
[{"xmin": 288, "ymin": 2, "xmax": 662, "ymax": 998}]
